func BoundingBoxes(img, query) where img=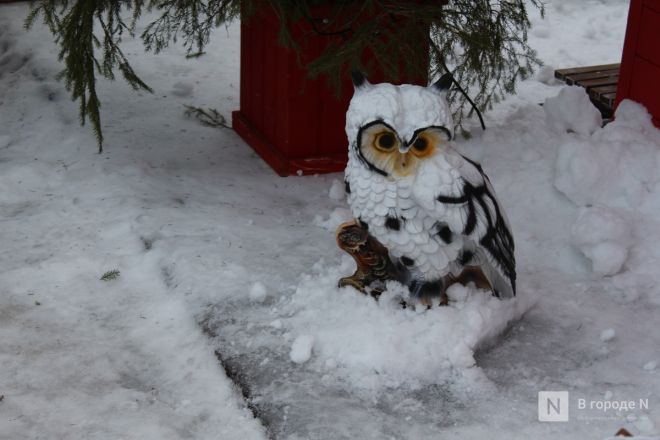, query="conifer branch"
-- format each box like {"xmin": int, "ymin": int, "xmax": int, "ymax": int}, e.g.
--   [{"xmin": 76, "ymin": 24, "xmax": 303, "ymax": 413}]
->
[{"xmin": 26, "ymin": 0, "xmax": 544, "ymax": 150}]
